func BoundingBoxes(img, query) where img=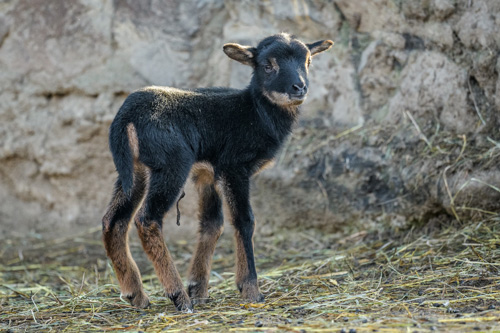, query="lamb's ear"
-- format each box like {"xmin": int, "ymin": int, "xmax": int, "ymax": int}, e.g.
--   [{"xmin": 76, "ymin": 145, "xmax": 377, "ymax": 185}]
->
[
  {"xmin": 306, "ymin": 40, "xmax": 334, "ymax": 57},
  {"xmin": 223, "ymin": 43, "xmax": 257, "ymax": 67}
]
